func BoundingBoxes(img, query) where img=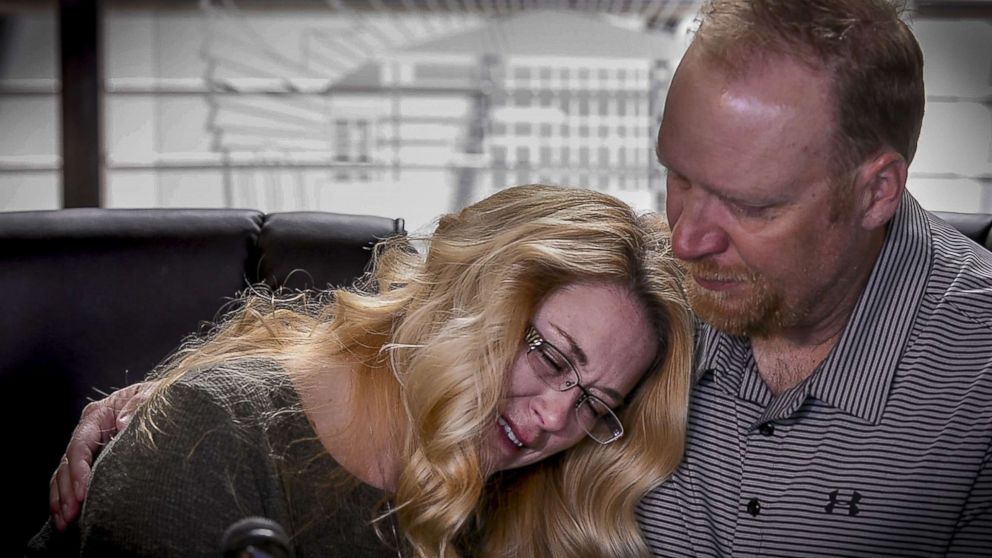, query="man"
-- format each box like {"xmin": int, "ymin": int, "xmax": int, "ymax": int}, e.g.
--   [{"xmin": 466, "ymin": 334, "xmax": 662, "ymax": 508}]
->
[
  {"xmin": 637, "ymin": 0, "xmax": 991, "ymax": 555},
  {"xmin": 47, "ymin": 0, "xmax": 992, "ymax": 555}
]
